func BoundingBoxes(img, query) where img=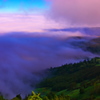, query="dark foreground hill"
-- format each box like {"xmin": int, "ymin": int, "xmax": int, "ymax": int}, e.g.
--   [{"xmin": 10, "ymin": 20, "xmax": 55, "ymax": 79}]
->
[
  {"xmin": 0, "ymin": 57, "xmax": 100, "ymax": 100},
  {"xmin": 37, "ymin": 57, "xmax": 100, "ymax": 100}
]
